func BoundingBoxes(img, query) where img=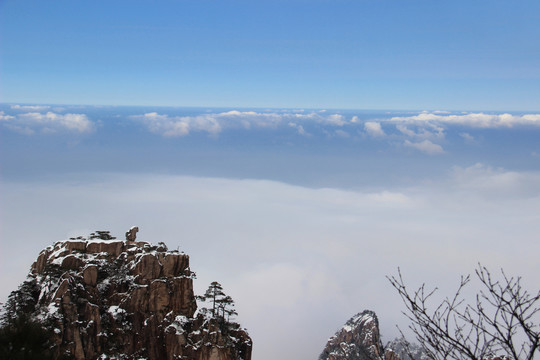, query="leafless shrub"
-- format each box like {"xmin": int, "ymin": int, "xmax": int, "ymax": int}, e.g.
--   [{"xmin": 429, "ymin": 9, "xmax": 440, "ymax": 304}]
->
[{"xmin": 388, "ymin": 265, "xmax": 539, "ymax": 360}]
